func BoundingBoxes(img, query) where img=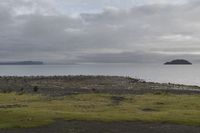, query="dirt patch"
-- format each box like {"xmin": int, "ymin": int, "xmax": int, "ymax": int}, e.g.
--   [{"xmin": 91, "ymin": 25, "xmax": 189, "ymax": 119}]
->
[
  {"xmin": 1, "ymin": 121, "xmax": 200, "ymax": 133},
  {"xmin": 141, "ymin": 108, "xmax": 158, "ymax": 112},
  {"xmin": 73, "ymin": 105, "xmax": 95, "ymax": 110},
  {"xmin": 155, "ymin": 102, "xmax": 165, "ymax": 105},
  {"xmin": 111, "ymin": 96, "xmax": 125, "ymax": 105}
]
